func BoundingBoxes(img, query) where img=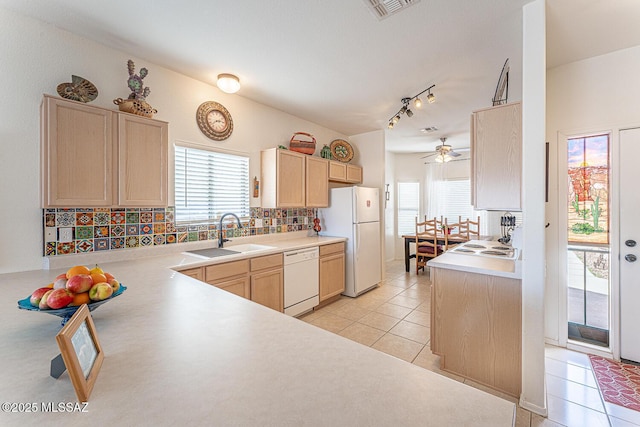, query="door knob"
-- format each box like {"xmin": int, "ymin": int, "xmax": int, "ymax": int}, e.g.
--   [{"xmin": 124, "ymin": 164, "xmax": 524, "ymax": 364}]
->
[
  {"xmin": 625, "ymin": 239, "xmax": 637, "ymax": 247},
  {"xmin": 625, "ymin": 254, "xmax": 637, "ymax": 262}
]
